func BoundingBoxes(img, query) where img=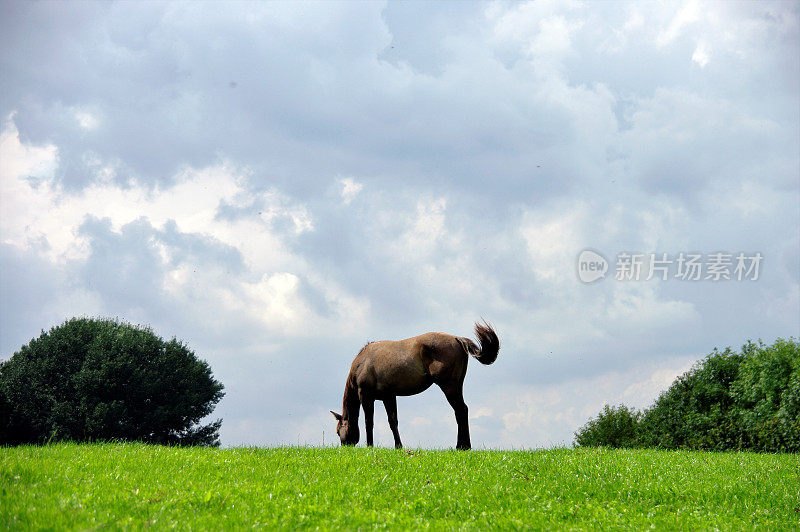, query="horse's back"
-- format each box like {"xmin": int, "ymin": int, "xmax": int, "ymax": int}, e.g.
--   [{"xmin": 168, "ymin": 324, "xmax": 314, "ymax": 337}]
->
[{"xmin": 353, "ymin": 332, "xmax": 467, "ymax": 396}]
